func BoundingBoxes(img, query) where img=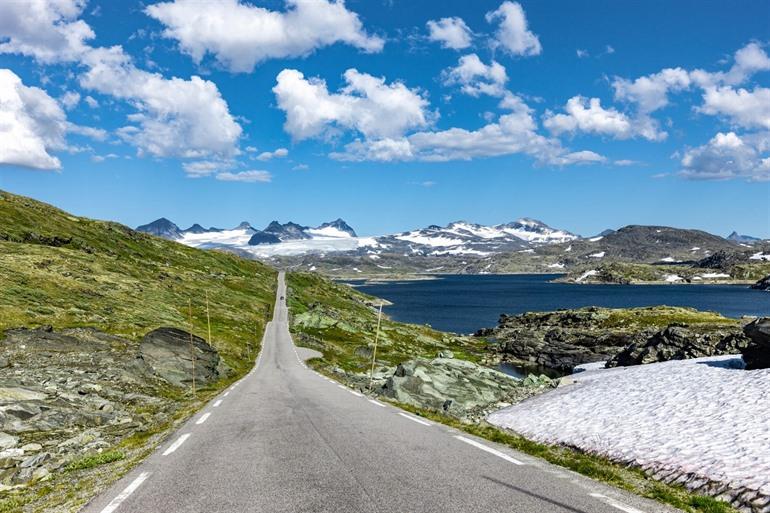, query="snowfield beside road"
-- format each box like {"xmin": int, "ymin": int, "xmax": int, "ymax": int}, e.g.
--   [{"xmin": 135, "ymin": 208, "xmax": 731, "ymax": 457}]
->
[{"xmin": 488, "ymin": 355, "xmax": 770, "ymax": 508}]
